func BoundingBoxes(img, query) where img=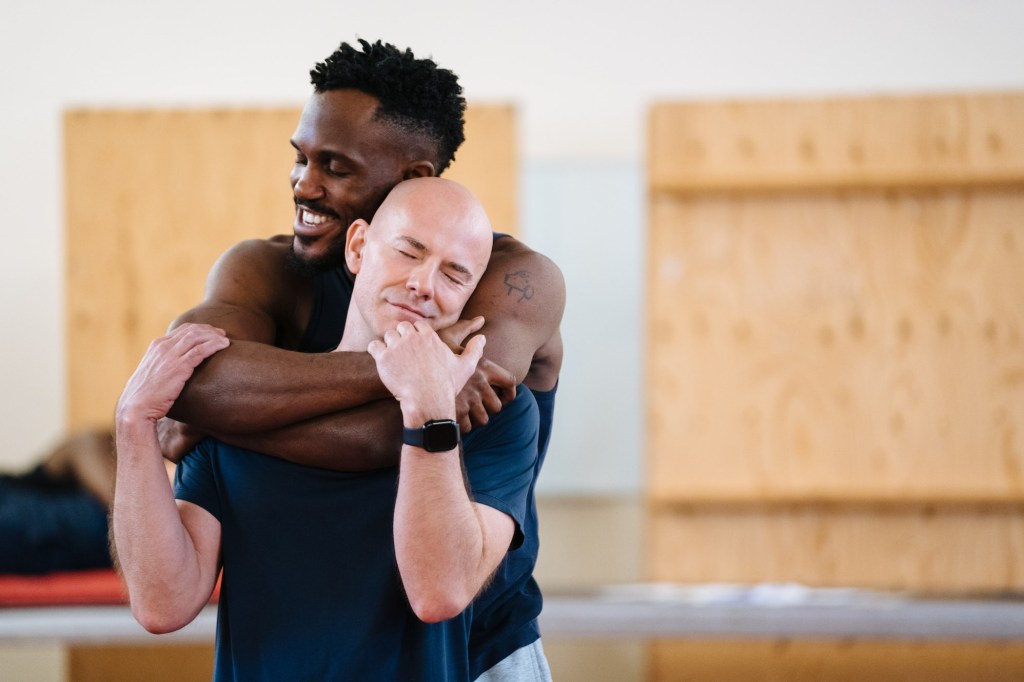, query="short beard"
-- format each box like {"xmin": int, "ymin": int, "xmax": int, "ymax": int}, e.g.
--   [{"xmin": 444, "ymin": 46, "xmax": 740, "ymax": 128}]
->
[{"xmin": 285, "ymin": 237, "xmax": 346, "ymax": 277}]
